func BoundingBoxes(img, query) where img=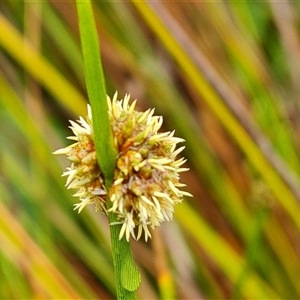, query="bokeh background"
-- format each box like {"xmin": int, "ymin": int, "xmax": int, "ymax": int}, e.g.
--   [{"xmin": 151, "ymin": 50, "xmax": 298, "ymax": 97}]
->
[{"xmin": 1, "ymin": 1, "xmax": 300, "ymax": 299}]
